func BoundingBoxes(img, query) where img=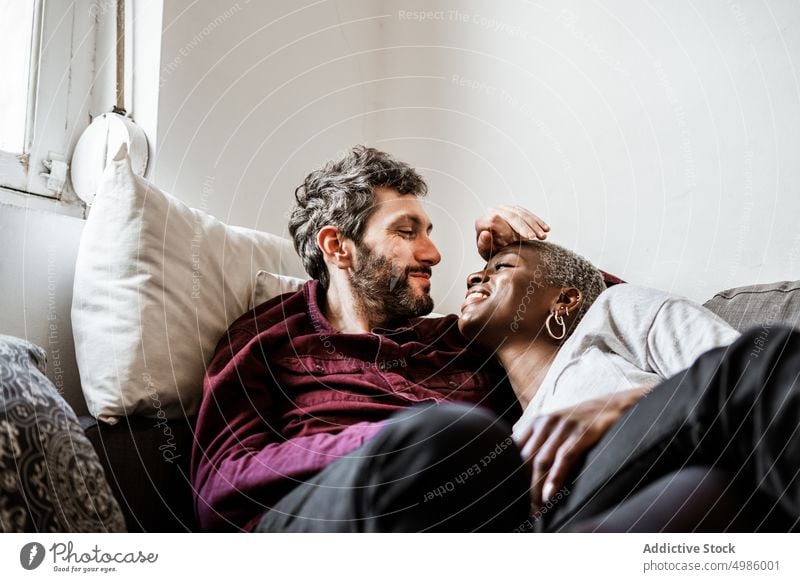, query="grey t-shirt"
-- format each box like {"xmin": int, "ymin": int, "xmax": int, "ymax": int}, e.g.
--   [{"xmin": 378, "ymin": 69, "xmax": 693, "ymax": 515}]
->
[{"xmin": 512, "ymin": 284, "xmax": 740, "ymax": 438}]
